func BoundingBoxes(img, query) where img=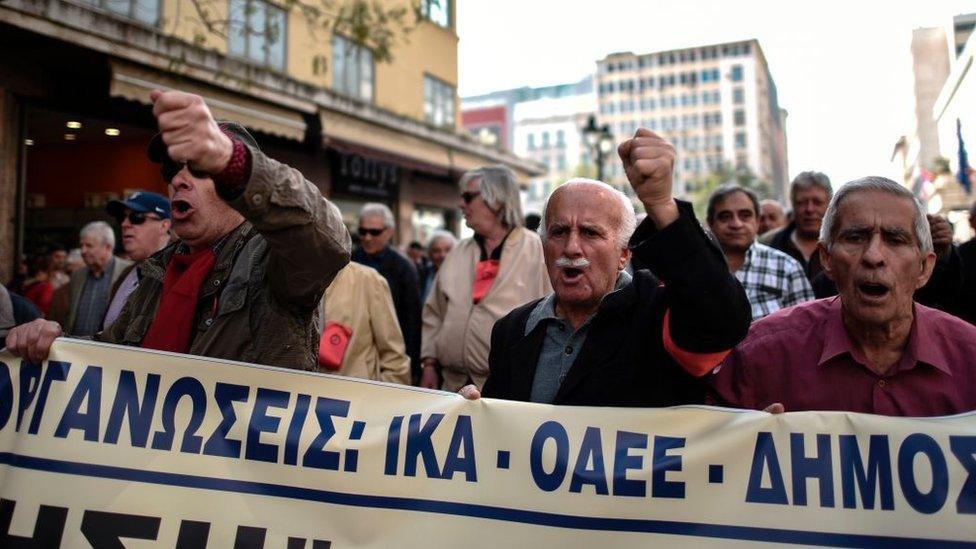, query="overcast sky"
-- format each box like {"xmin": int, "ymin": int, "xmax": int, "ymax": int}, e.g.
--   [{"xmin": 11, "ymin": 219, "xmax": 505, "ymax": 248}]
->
[{"xmin": 456, "ymin": 0, "xmax": 973, "ymax": 186}]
